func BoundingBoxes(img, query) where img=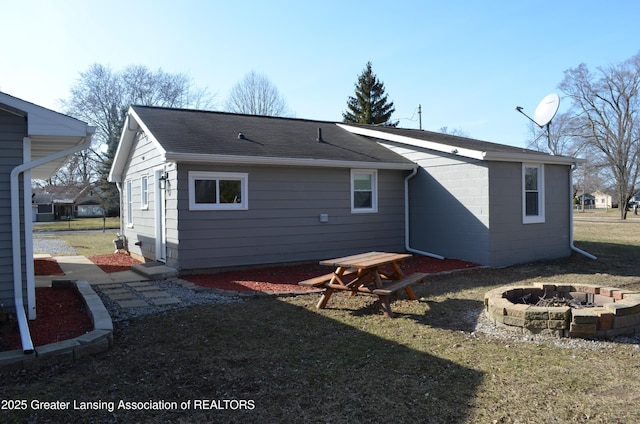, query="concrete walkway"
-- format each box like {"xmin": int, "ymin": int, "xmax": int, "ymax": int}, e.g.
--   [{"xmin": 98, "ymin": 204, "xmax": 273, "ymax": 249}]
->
[{"xmin": 35, "ymin": 255, "xmax": 183, "ymax": 310}]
